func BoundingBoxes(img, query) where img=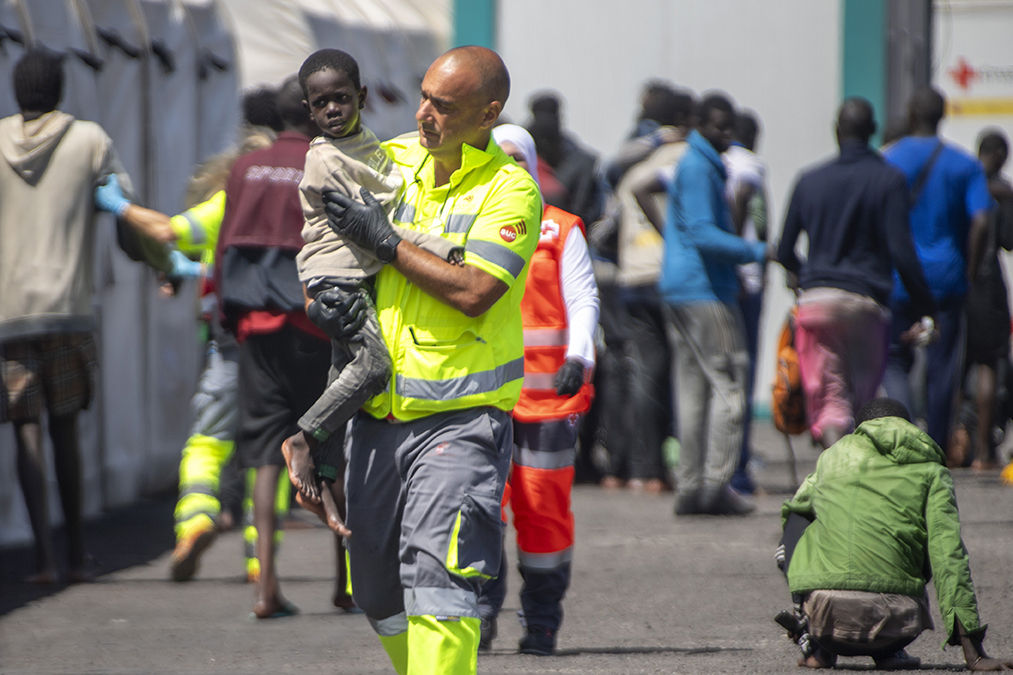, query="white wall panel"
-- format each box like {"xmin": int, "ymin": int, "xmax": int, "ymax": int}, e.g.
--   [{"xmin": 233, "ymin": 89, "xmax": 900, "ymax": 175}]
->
[{"xmin": 498, "ymin": 0, "xmax": 843, "ymax": 407}]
